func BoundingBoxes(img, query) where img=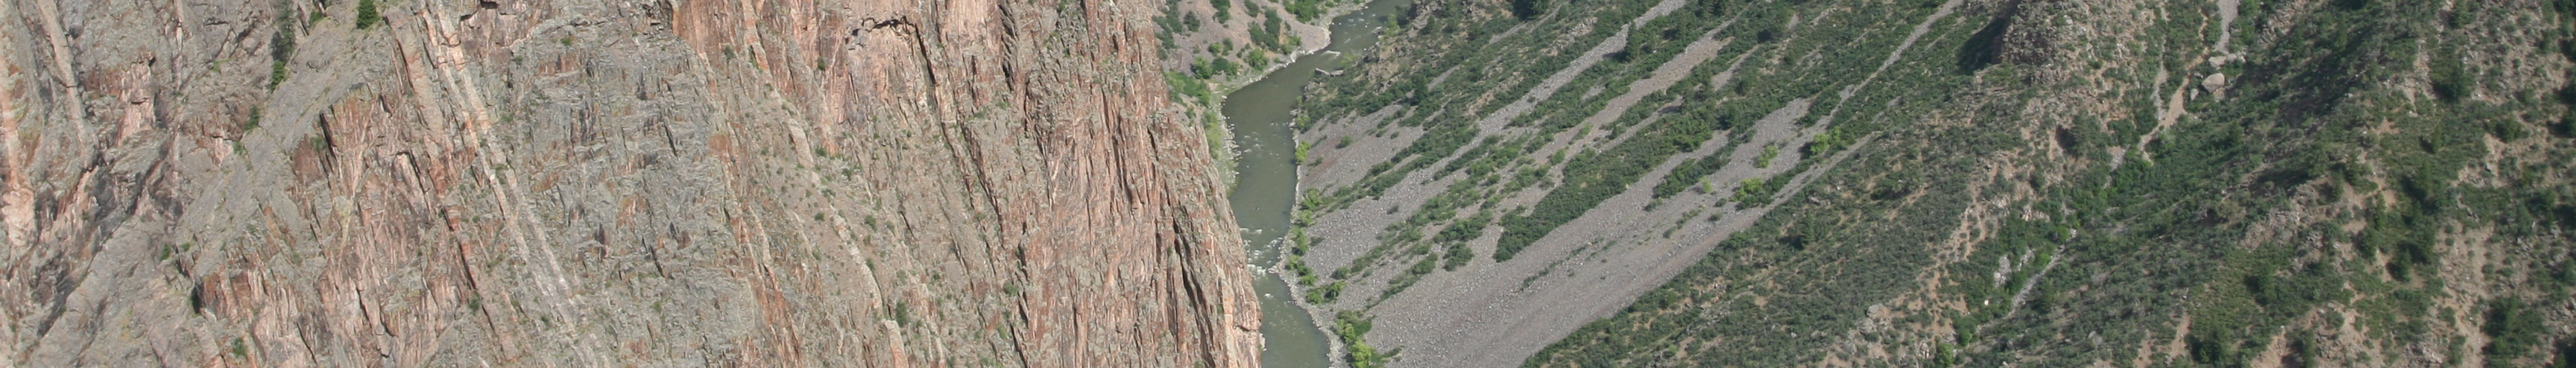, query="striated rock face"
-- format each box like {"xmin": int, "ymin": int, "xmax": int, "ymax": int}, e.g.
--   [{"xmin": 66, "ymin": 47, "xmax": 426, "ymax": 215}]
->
[{"xmin": 0, "ymin": 0, "xmax": 1259, "ymax": 366}]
